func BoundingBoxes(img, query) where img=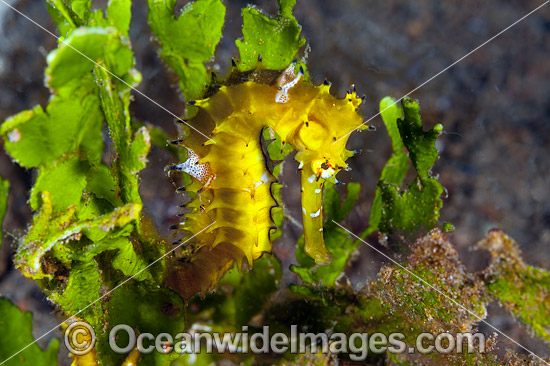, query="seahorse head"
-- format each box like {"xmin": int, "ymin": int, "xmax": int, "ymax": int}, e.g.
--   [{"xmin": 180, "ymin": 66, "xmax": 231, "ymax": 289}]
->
[
  {"xmin": 276, "ymin": 75, "xmax": 366, "ymax": 265},
  {"xmin": 290, "ymin": 82, "xmax": 365, "ymax": 181}
]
